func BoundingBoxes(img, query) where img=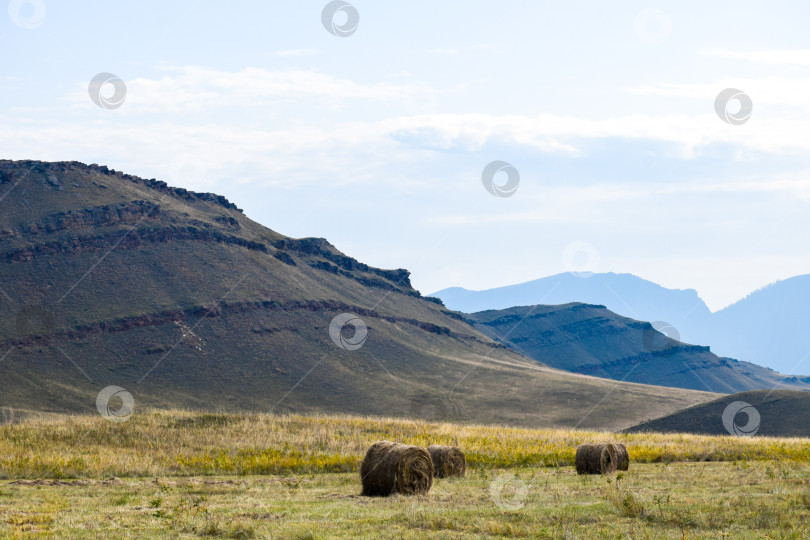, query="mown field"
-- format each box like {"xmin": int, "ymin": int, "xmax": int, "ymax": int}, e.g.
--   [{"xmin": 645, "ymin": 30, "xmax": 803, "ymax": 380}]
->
[{"xmin": 1, "ymin": 410, "xmax": 809, "ymax": 538}]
